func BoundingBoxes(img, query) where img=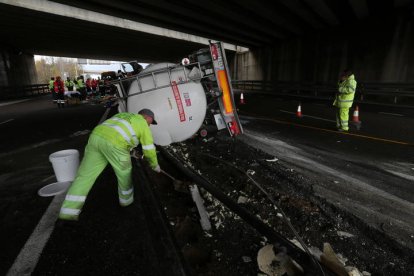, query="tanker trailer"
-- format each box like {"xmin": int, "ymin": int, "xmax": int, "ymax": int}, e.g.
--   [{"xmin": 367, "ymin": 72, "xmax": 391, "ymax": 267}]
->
[{"xmin": 111, "ymin": 40, "xmax": 243, "ymax": 146}]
